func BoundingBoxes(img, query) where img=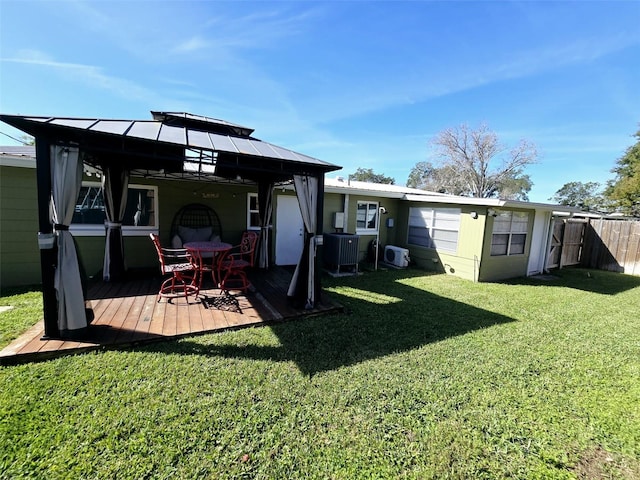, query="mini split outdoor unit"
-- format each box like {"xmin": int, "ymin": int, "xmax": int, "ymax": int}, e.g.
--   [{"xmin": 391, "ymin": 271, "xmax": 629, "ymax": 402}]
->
[{"xmin": 384, "ymin": 245, "xmax": 410, "ymax": 268}]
